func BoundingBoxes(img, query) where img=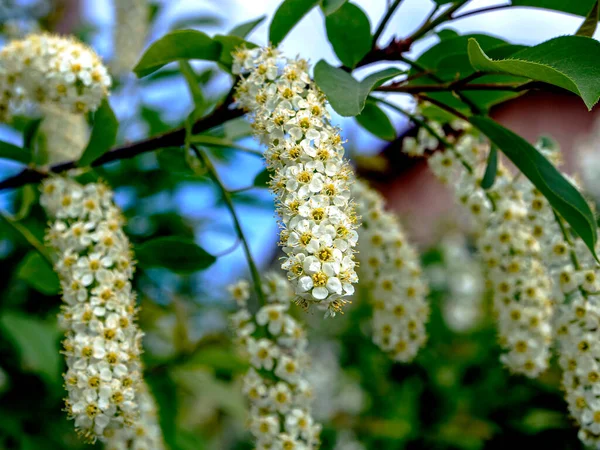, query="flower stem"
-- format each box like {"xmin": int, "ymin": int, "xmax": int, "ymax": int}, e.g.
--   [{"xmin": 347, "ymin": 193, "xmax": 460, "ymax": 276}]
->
[{"xmin": 191, "ymin": 145, "xmax": 266, "ymax": 305}]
